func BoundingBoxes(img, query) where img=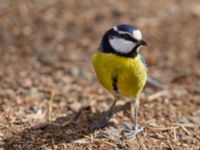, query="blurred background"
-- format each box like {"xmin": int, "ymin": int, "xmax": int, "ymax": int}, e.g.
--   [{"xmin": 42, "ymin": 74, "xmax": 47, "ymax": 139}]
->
[{"xmin": 0, "ymin": 0, "xmax": 200, "ymax": 149}]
